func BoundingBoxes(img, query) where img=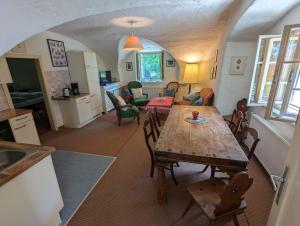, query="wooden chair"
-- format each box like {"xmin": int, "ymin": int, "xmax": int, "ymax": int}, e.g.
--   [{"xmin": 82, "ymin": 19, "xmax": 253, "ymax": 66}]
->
[
  {"xmin": 225, "ymin": 110, "xmax": 244, "ymax": 137},
  {"xmin": 182, "ymin": 172, "xmax": 253, "ymax": 226},
  {"xmin": 163, "ymin": 81, "xmax": 180, "ymax": 97},
  {"xmin": 224, "ymin": 98, "xmax": 249, "ymax": 123},
  {"xmin": 143, "ymin": 117, "xmax": 178, "ymax": 185},
  {"xmin": 106, "ymin": 91, "xmax": 140, "ymax": 126},
  {"xmin": 239, "ymin": 125, "xmax": 261, "ymax": 160},
  {"xmin": 150, "ymin": 107, "xmax": 161, "ymax": 139}
]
